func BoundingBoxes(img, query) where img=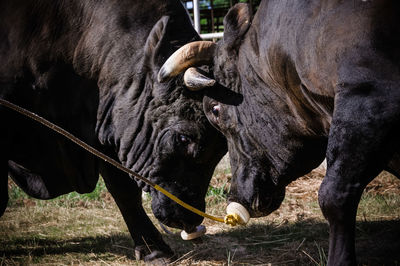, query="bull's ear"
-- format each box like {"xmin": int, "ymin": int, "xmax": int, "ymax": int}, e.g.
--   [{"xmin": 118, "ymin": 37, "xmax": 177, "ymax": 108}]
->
[
  {"xmin": 223, "ymin": 3, "xmax": 252, "ymax": 50},
  {"xmin": 144, "ymin": 16, "xmax": 170, "ymax": 67}
]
